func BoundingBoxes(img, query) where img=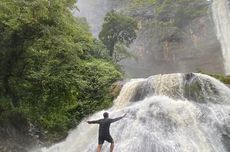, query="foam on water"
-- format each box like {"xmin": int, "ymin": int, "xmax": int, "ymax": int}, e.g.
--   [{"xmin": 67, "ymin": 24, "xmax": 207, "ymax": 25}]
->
[{"xmin": 34, "ymin": 73, "xmax": 230, "ymax": 152}]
